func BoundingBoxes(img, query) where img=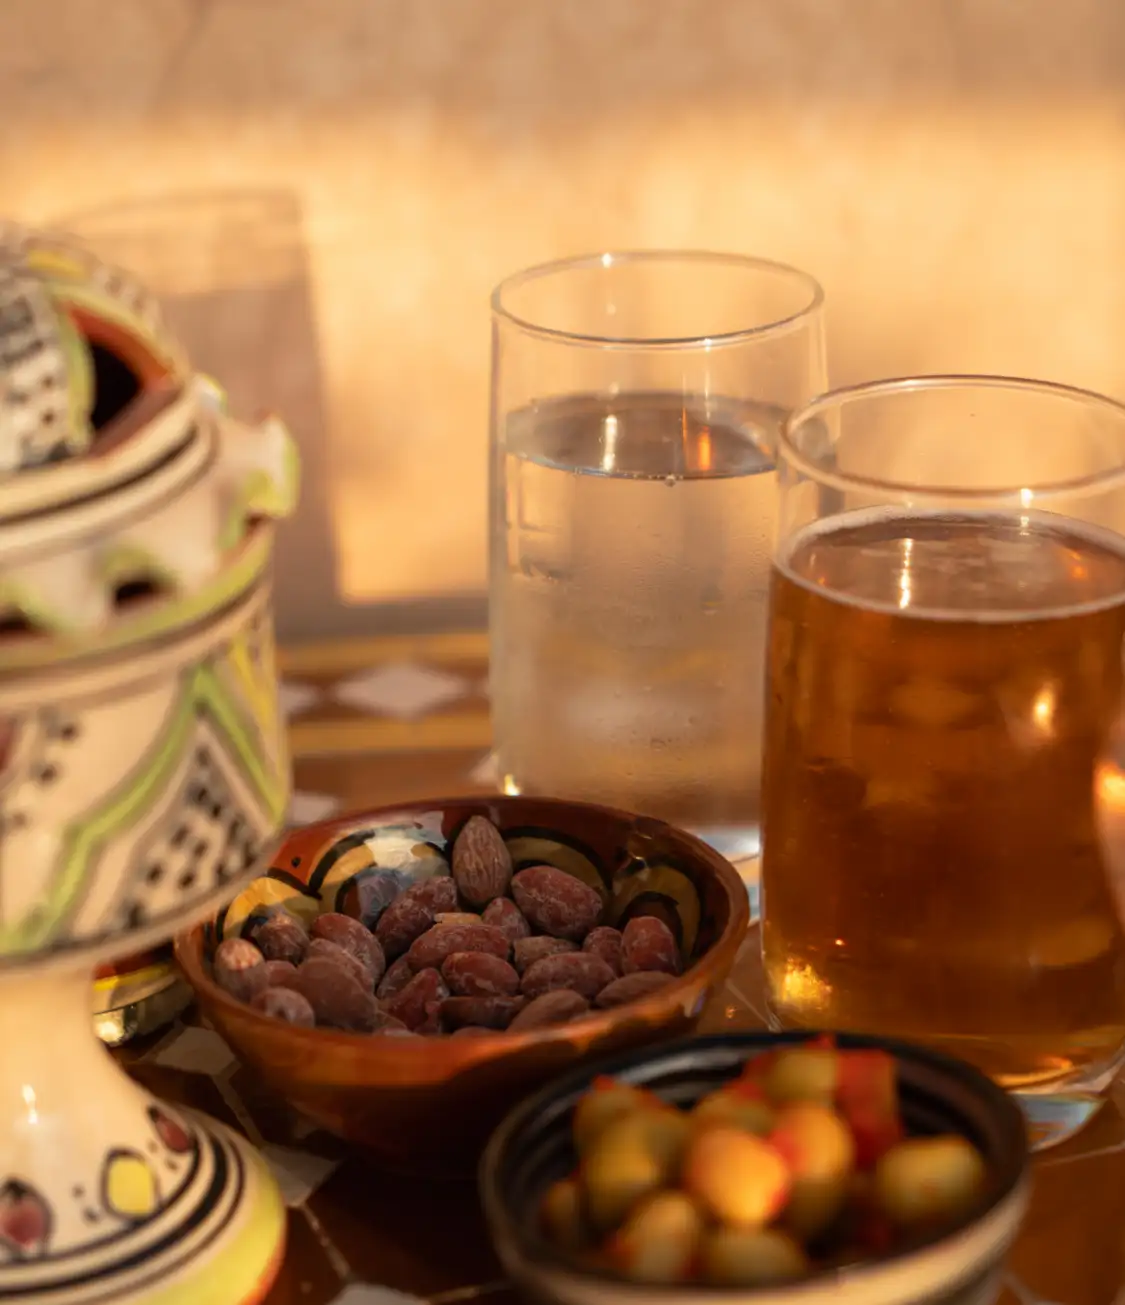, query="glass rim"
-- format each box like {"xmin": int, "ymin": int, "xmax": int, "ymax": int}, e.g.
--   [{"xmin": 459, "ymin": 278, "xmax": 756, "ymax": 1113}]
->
[
  {"xmin": 782, "ymin": 373, "xmax": 1125, "ymax": 505},
  {"xmin": 490, "ymin": 249, "xmax": 824, "ymax": 351}
]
